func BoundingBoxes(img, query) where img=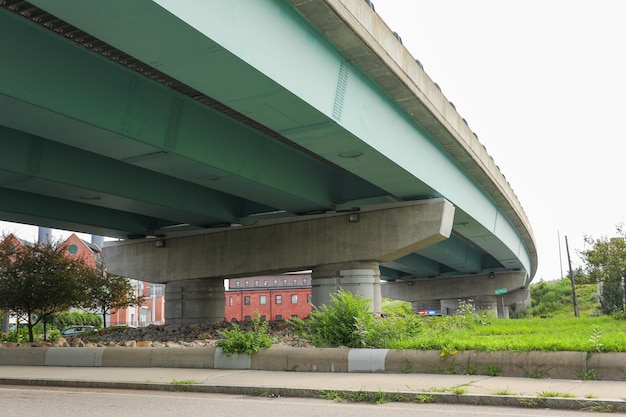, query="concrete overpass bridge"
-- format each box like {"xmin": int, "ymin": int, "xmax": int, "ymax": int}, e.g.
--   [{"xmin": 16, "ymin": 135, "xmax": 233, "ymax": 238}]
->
[{"xmin": 0, "ymin": 0, "xmax": 537, "ymax": 322}]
